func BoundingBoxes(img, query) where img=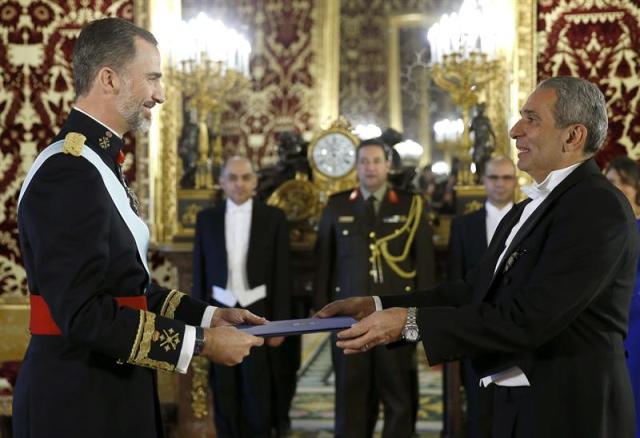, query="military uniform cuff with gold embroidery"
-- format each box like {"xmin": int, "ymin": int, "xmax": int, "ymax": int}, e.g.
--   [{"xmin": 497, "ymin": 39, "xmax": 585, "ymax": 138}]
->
[{"xmin": 126, "ymin": 310, "xmax": 187, "ymax": 373}]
